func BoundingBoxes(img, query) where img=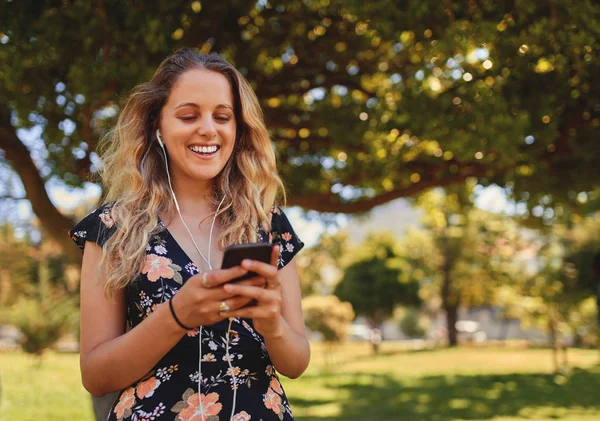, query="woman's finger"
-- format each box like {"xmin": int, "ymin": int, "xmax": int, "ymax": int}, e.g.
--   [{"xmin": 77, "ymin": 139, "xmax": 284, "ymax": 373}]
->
[
  {"xmin": 218, "ymin": 296, "xmax": 256, "ymax": 313},
  {"xmin": 270, "ymin": 245, "xmax": 279, "ymax": 267},
  {"xmin": 264, "ymin": 246, "xmax": 281, "ymax": 288},
  {"xmin": 193, "ymin": 266, "xmax": 248, "ymax": 289},
  {"xmin": 235, "ymin": 275, "xmax": 267, "ymax": 288},
  {"xmin": 225, "ymin": 306, "xmax": 274, "ymax": 319},
  {"xmin": 223, "ymin": 283, "xmax": 274, "ymax": 302},
  {"xmin": 240, "ymin": 257, "xmax": 278, "ymax": 280}
]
